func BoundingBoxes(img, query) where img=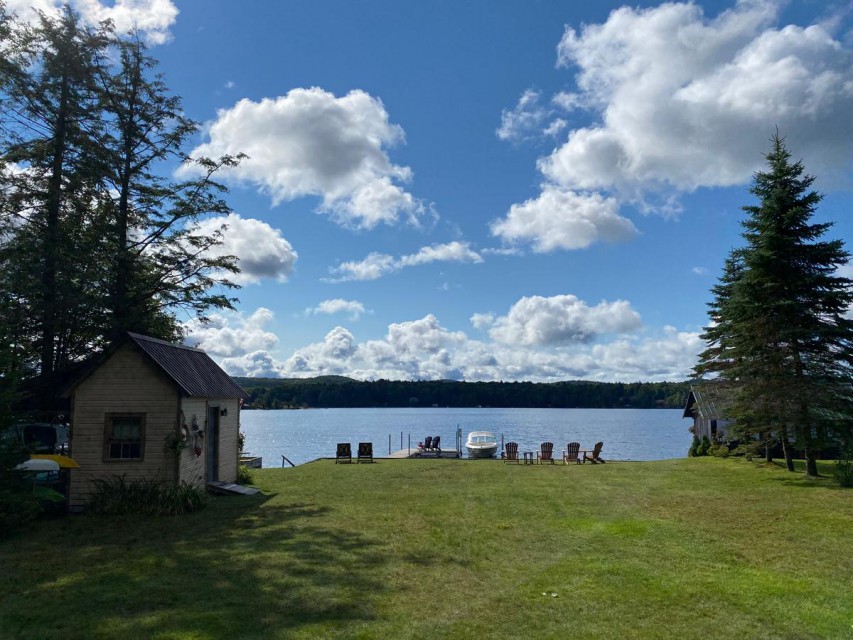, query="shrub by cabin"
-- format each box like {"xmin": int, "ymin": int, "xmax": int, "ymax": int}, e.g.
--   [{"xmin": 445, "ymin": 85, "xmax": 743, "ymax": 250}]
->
[{"xmin": 66, "ymin": 333, "xmax": 248, "ymax": 510}]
